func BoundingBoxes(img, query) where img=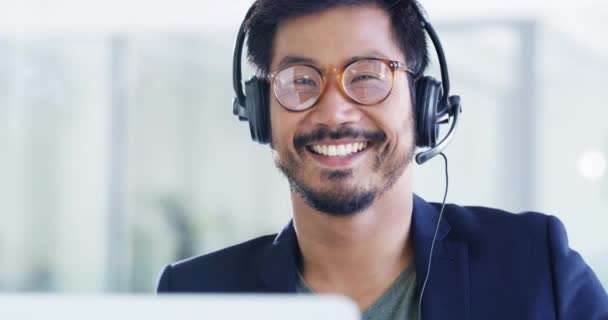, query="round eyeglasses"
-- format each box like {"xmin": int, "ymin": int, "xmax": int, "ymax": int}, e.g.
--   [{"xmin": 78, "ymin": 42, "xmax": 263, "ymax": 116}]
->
[{"xmin": 266, "ymin": 58, "xmax": 416, "ymax": 111}]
